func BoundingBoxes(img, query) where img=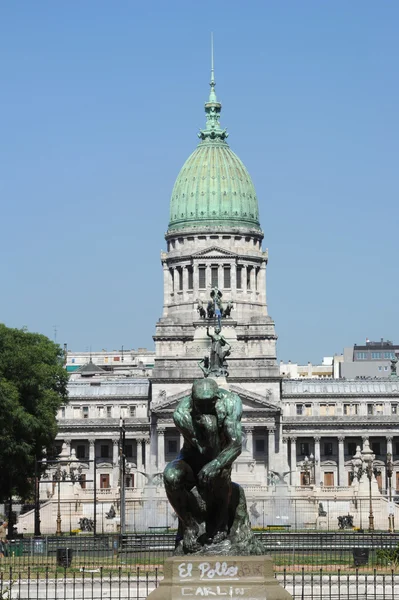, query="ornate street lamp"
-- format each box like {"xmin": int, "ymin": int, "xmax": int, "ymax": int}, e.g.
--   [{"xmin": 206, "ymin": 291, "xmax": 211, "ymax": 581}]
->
[
  {"xmin": 361, "ymin": 440, "xmax": 375, "ymax": 532},
  {"xmin": 387, "ymin": 452, "xmax": 395, "ymax": 533}
]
